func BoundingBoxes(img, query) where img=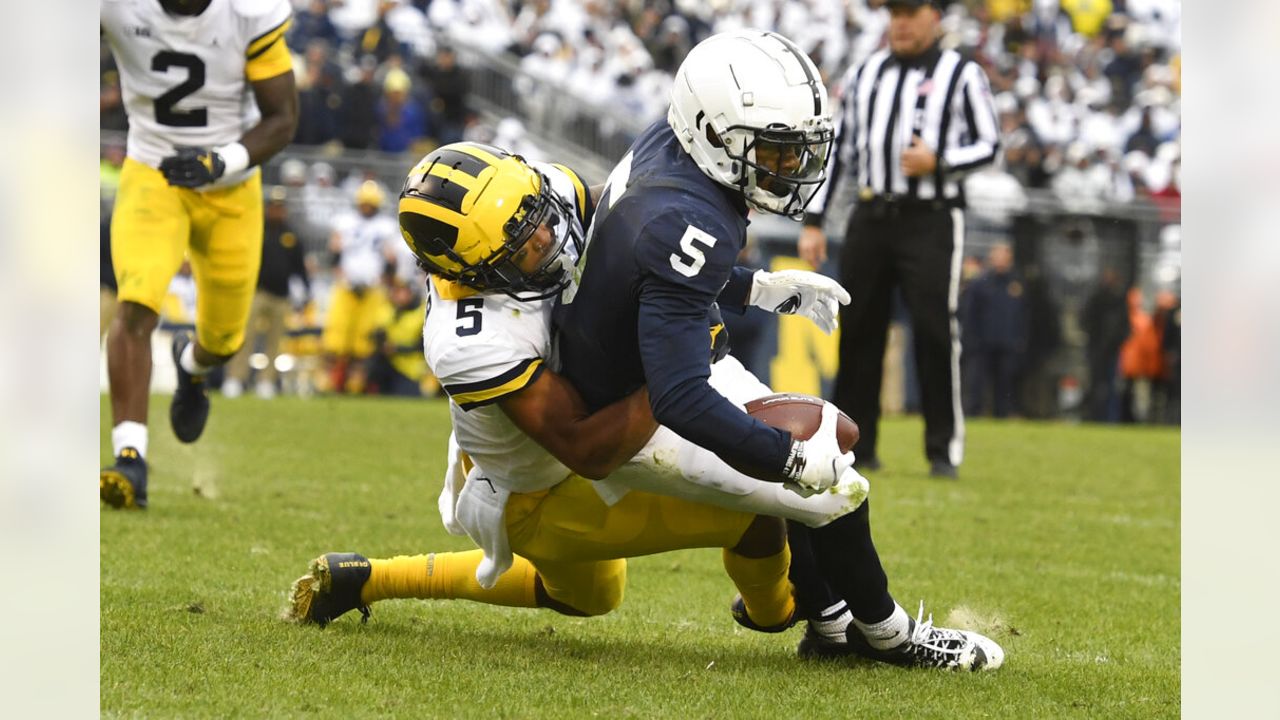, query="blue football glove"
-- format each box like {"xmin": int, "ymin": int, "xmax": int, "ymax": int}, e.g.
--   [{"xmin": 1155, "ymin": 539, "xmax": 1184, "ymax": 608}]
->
[{"xmin": 159, "ymin": 145, "xmax": 226, "ymax": 188}]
